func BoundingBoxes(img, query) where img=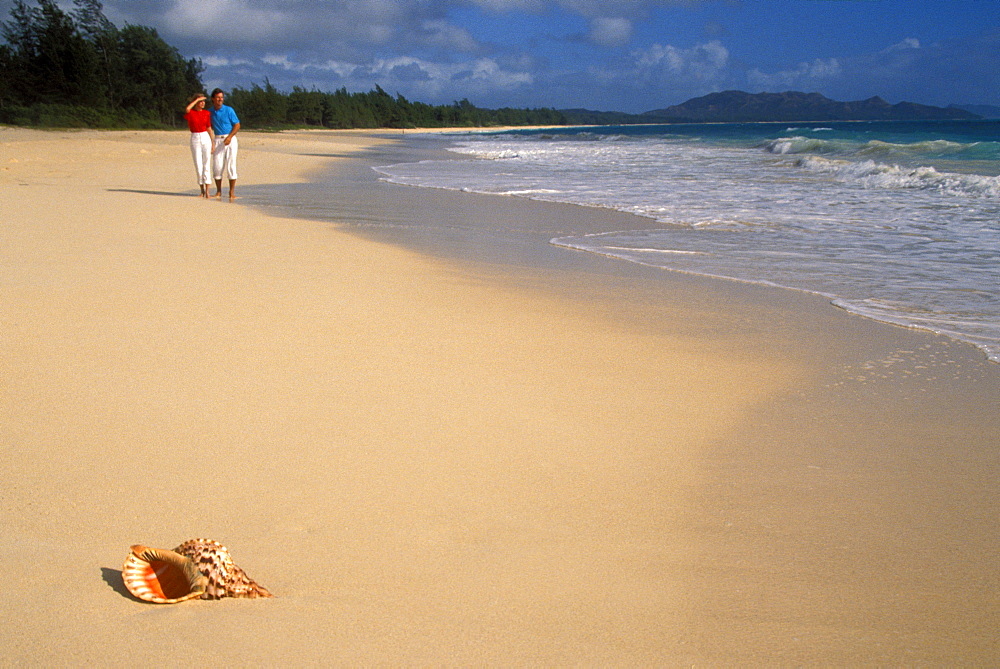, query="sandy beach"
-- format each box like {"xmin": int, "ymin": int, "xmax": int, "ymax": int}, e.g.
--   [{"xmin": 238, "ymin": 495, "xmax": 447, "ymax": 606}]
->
[{"xmin": 2, "ymin": 126, "xmax": 998, "ymax": 664}]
